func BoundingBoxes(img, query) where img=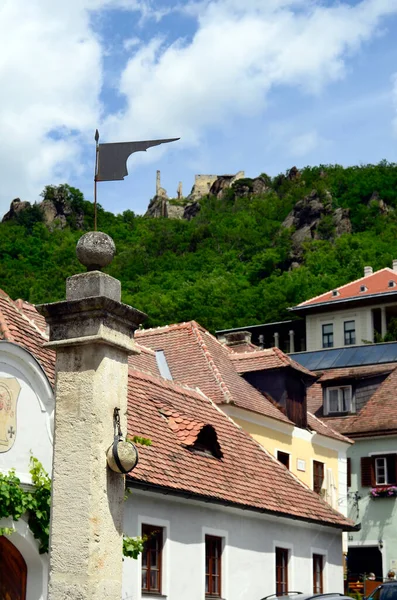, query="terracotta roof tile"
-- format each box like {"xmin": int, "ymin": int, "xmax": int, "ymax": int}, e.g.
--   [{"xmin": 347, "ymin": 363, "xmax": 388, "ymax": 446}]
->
[
  {"xmin": 225, "ymin": 341, "xmax": 260, "ymax": 353},
  {"xmin": 295, "ymin": 268, "xmax": 397, "ymax": 308},
  {"xmin": 135, "ymin": 322, "xmax": 292, "ymax": 424},
  {"xmin": 230, "ymin": 346, "xmax": 316, "ymax": 377},
  {"xmin": 127, "ymin": 369, "xmax": 354, "ymax": 529},
  {"xmin": 128, "ymin": 343, "xmax": 160, "ymax": 377},
  {"xmin": 0, "ymin": 290, "xmax": 55, "ymax": 385},
  {"xmin": 307, "ymin": 365, "xmax": 397, "ymax": 436},
  {"xmin": 318, "ymin": 364, "xmax": 396, "ymax": 382}
]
